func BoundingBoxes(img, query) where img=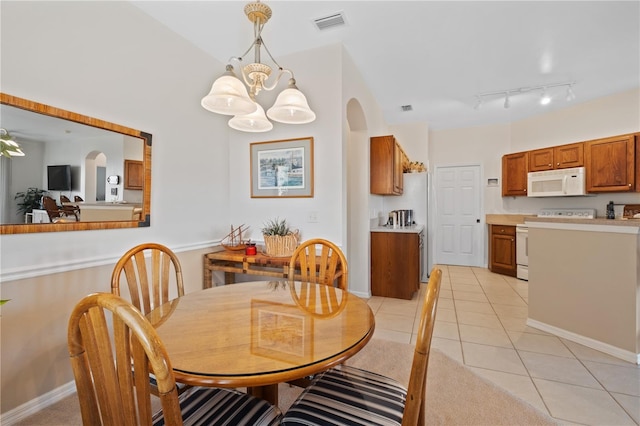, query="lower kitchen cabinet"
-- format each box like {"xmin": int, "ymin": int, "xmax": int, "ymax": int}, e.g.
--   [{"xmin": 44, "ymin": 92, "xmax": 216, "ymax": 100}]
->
[
  {"xmin": 489, "ymin": 225, "xmax": 517, "ymax": 277},
  {"xmin": 371, "ymin": 231, "xmax": 420, "ymax": 300}
]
